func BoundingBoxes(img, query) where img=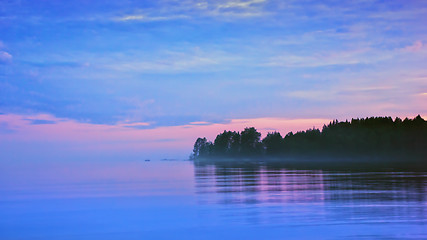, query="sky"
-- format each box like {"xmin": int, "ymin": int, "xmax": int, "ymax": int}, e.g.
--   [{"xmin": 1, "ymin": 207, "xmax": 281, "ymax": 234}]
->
[{"xmin": 1, "ymin": 0, "xmax": 426, "ymax": 160}]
